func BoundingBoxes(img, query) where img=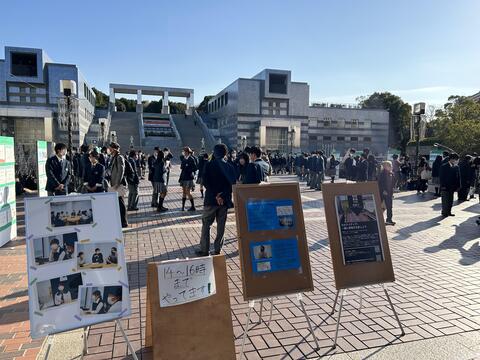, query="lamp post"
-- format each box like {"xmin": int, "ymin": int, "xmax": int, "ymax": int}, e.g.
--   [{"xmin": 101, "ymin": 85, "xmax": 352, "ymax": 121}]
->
[
  {"xmin": 413, "ymin": 102, "xmax": 425, "ymax": 174},
  {"xmin": 288, "ymin": 127, "xmax": 296, "ymax": 173},
  {"xmin": 100, "ymin": 121, "xmax": 105, "ymax": 146},
  {"xmin": 241, "ymin": 136, "xmax": 247, "ymax": 151}
]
